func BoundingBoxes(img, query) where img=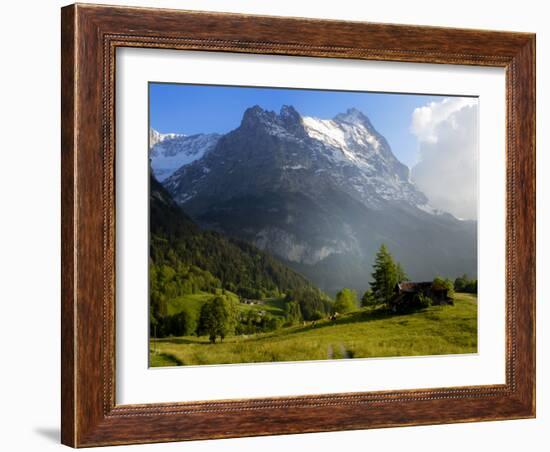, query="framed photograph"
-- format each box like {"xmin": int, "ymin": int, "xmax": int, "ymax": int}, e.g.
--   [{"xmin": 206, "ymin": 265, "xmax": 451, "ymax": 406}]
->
[{"xmin": 61, "ymin": 3, "xmax": 535, "ymax": 447}]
